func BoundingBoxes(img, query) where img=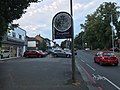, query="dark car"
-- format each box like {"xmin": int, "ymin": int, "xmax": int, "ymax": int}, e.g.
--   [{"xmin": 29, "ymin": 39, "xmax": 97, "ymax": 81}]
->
[
  {"xmin": 23, "ymin": 50, "xmax": 42, "ymax": 58},
  {"xmin": 109, "ymin": 47, "xmax": 119, "ymax": 52},
  {"xmin": 94, "ymin": 51, "xmax": 119, "ymax": 66},
  {"xmin": 51, "ymin": 49, "xmax": 72, "ymax": 58}
]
